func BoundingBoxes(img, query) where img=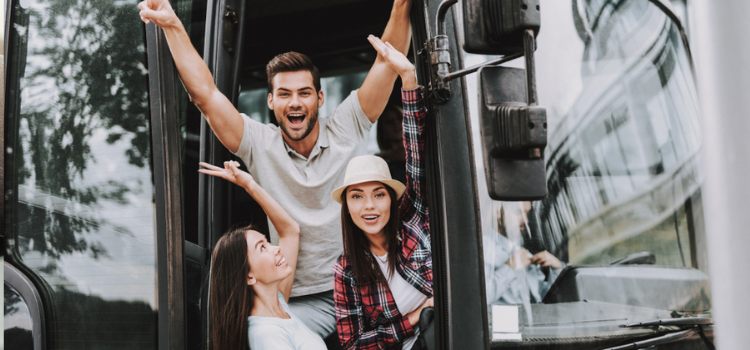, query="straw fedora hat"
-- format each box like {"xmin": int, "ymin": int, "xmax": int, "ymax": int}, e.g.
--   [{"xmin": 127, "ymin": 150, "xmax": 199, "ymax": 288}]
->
[{"xmin": 331, "ymin": 155, "xmax": 406, "ymax": 204}]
